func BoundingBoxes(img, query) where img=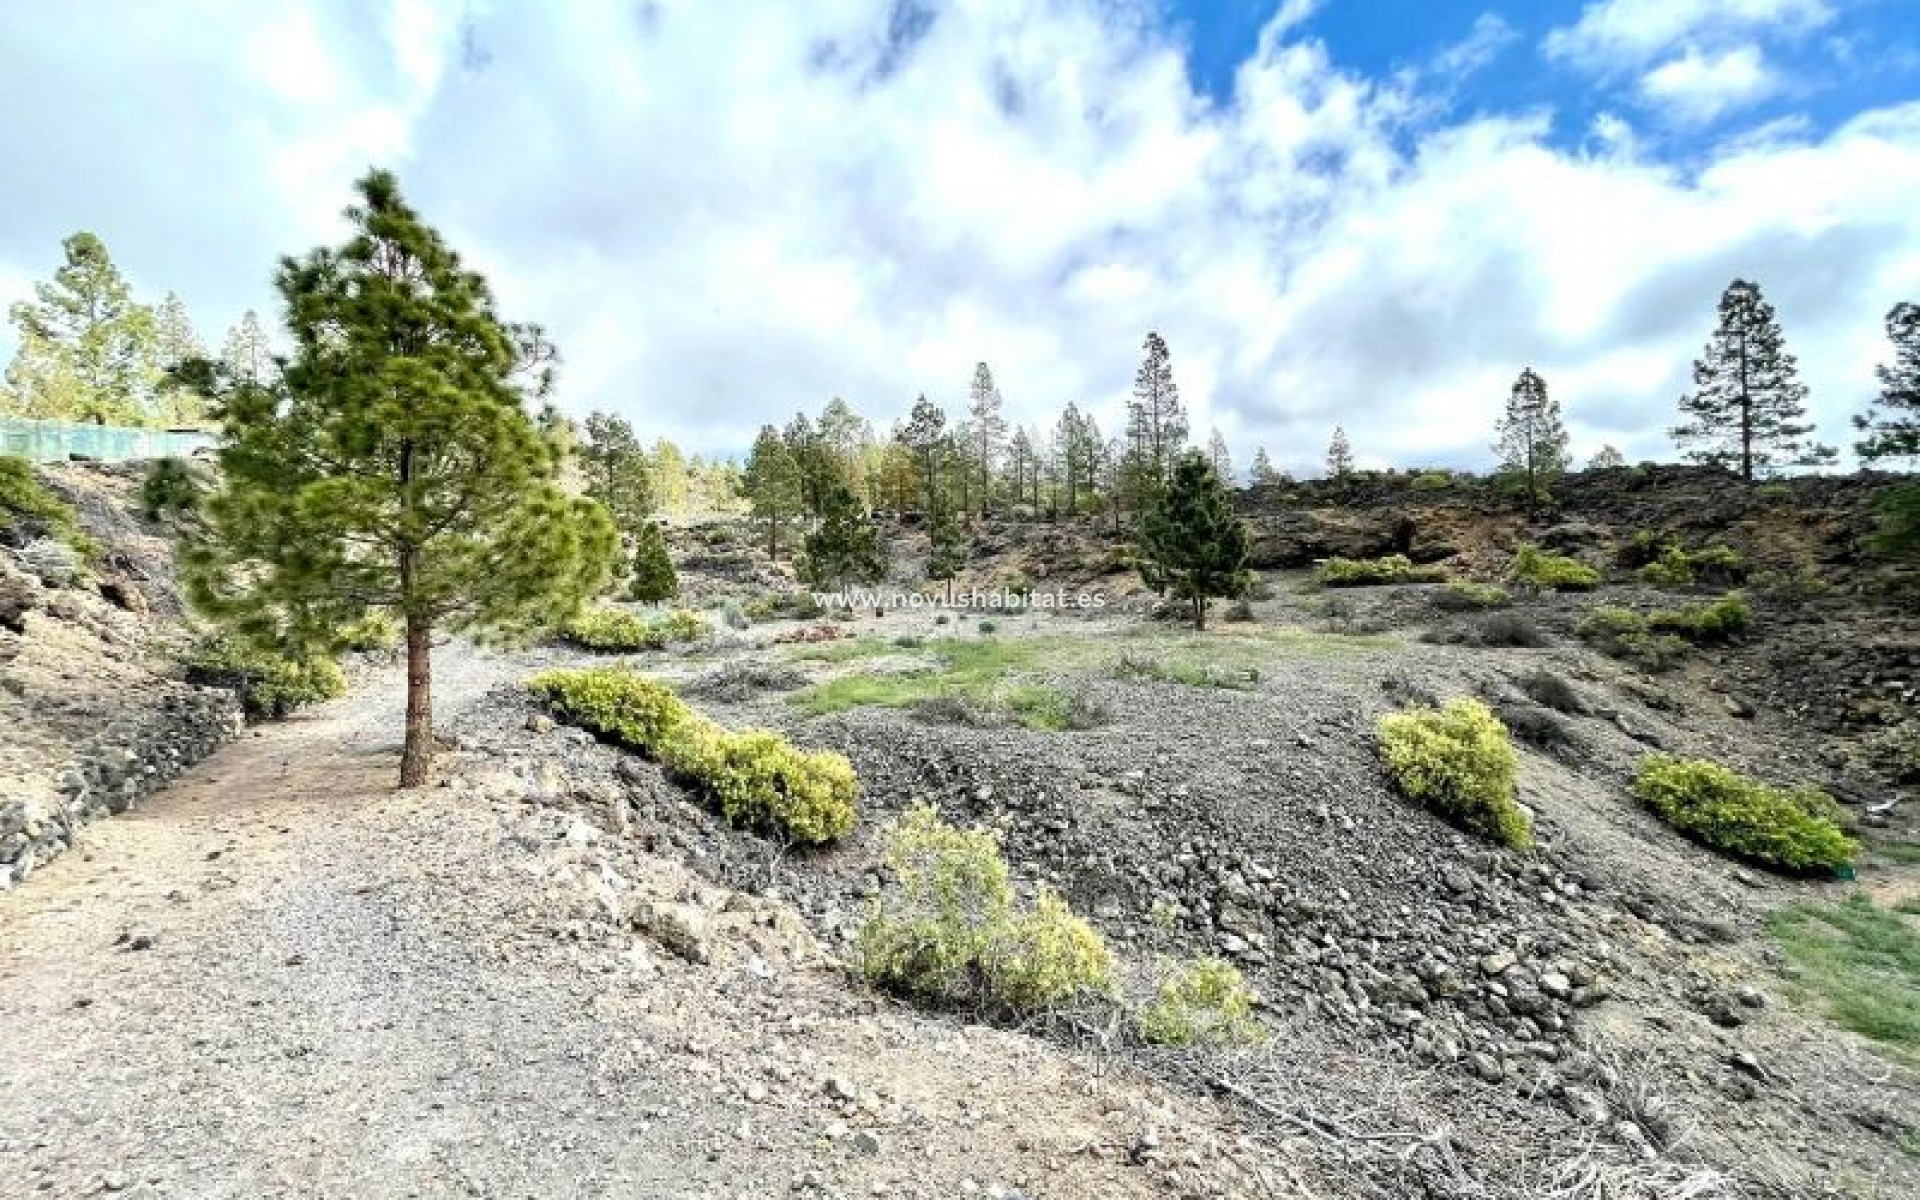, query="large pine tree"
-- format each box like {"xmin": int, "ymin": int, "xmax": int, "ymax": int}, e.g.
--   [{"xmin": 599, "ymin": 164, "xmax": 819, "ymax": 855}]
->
[
  {"xmin": 1326, "ymin": 426, "xmax": 1354, "ymax": 478},
  {"xmin": 801, "ymin": 483, "xmax": 887, "ymax": 591},
  {"xmin": 926, "ymin": 503, "xmax": 967, "ymax": 602},
  {"xmin": 184, "ymin": 170, "xmax": 617, "ymax": 786},
  {"xmin": 579, "ymin": 411, "xmax": 654, "ymax": 530},
  {"xmin": 1856, "ymin": 301, "xmax": 1920, "ymax": 466},
  {"xmin": 742, "ymin": 425, "xmax": 802, "ymax": 557},
  {"xmin": 968, "ymin": 362, "xmax": 1006, "ymax": 515},
  {"xmin": 1126, "ymin": 331, "xmax": 1187, "ymax": 494},
  {"xmin": 5, "ymin": 231, "xmax": 157, "ymax": 424},
  {"xmin": 1493, "ymin": 367, "xmax": 1569, "ymax": 506},
  {"xmin": 1673, "ymin": 279, "xmax": 1835, "ymax": 480},
  {"xmin": 1137, "ymin": 451, "xmax": 1250, "ymax": 631},
  {"xmin": 899, "ymin": 395, "xmax": 948, "ymax": 512},
  {"xmin": 221, "ymin": 310, "xmax": 277, "ymax": 387}
]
